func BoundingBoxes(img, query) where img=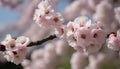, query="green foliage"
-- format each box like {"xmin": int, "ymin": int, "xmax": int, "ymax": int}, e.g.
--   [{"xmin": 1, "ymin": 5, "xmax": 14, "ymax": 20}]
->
[
  {"xmin": 56, "ymin": 53, "xmax": 72, "ymax": 69},
  {"xmin": 101, "ymin": 60, "xmax": 120, "ymax": 69}
]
